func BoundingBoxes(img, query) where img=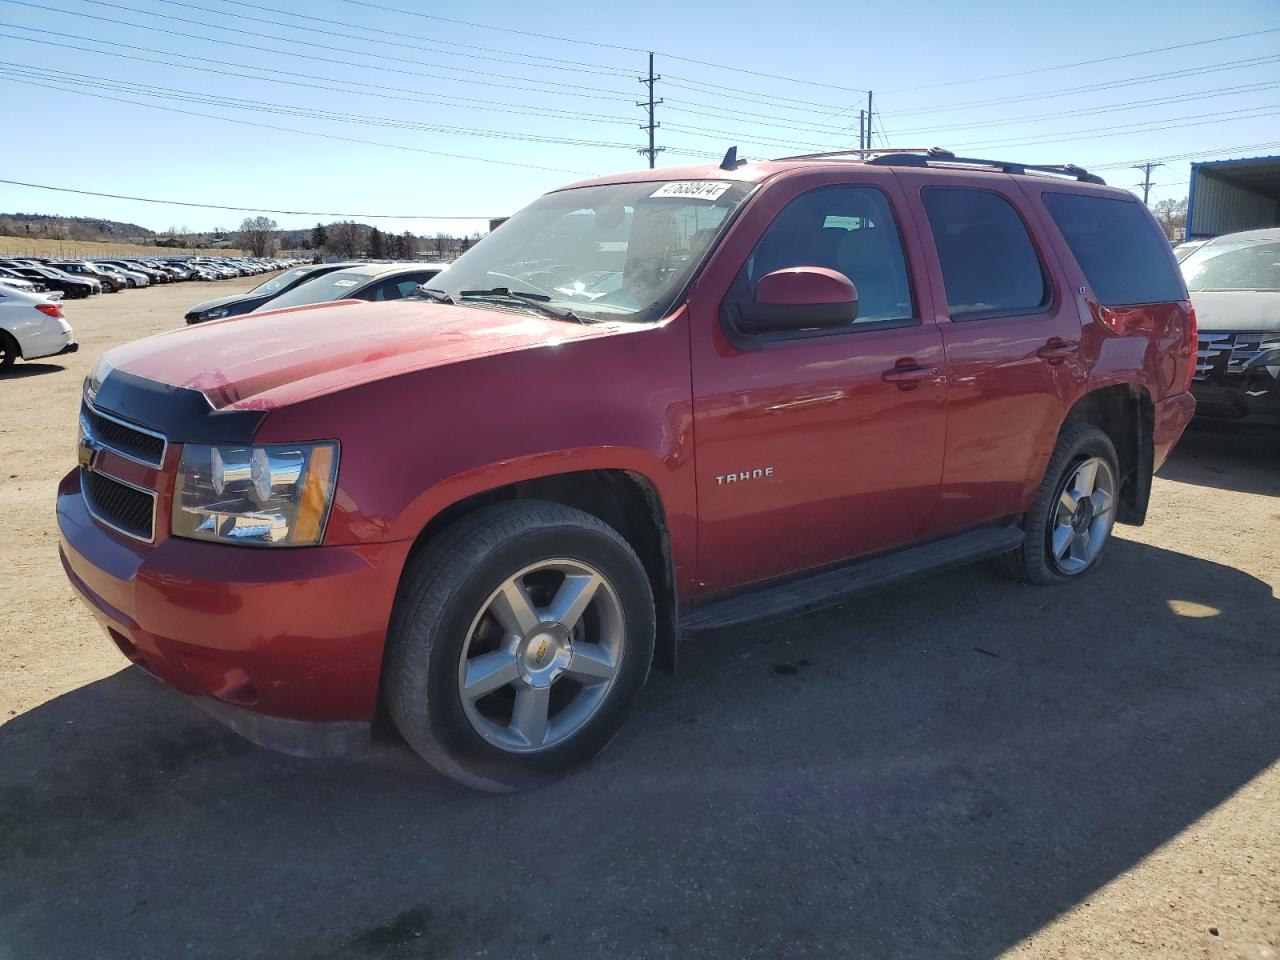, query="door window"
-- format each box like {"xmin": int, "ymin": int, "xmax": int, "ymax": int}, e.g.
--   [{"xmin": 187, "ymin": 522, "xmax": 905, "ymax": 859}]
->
[
  {"xmin": 732, "ymin": 185, "xmax": 914, "ymax": 327},
  {"xmin": 922, "ymin": 187, "xmax": 1049, "ymax": 319}
]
